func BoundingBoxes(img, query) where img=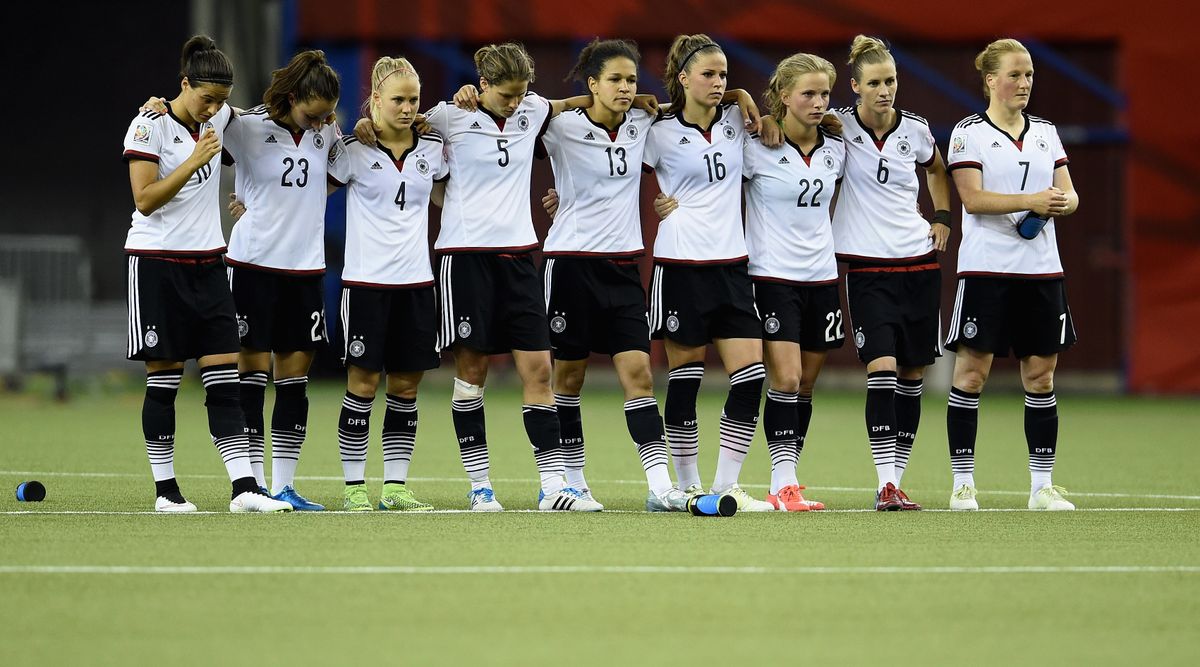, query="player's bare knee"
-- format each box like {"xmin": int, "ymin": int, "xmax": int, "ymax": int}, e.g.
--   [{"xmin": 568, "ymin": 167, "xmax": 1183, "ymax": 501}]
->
[
  {"xmin": 771, "ymin": 376, "xmax": 801, "ymax": 394},
  {"xmin": 385, "ymin": 373, "xmax": 421, "ymax": 399},
  {"xmin": 1022, "ymin": 372, "xmax": 1054, "ymax": 394},
  {"xmin": 555, "ymin": 364, "xmax": 587, "ymax": 395}
]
